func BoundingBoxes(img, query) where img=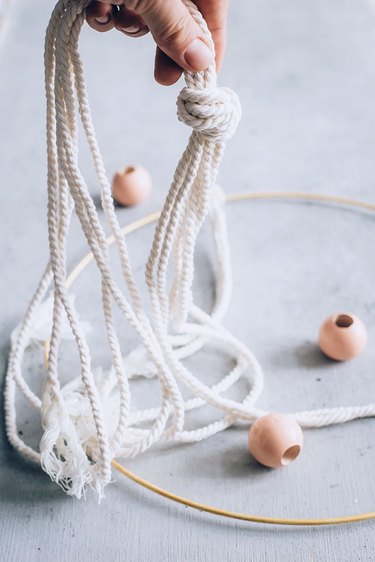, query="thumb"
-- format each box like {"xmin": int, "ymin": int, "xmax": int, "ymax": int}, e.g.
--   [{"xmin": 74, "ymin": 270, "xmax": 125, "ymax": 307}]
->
[{"xmin": 123, "ymin": 0, "xmax": 214, "ymax": 72}]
